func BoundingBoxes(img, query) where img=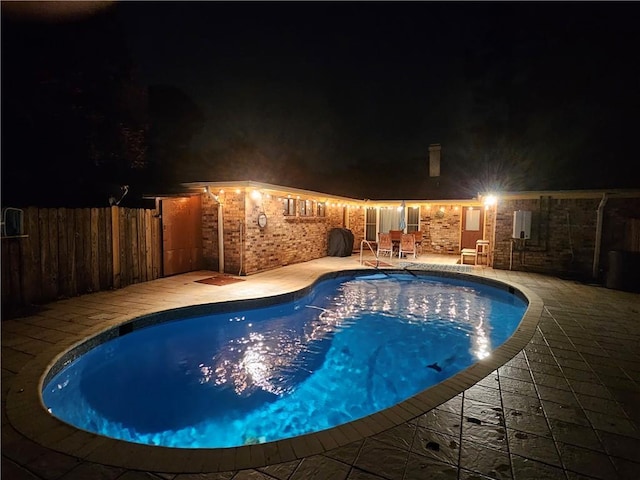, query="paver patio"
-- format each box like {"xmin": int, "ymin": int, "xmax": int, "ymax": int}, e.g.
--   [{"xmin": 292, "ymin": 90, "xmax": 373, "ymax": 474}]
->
[{"xmin": 2, "ymin": 254, "xmax": 639, "ymax": 479}]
